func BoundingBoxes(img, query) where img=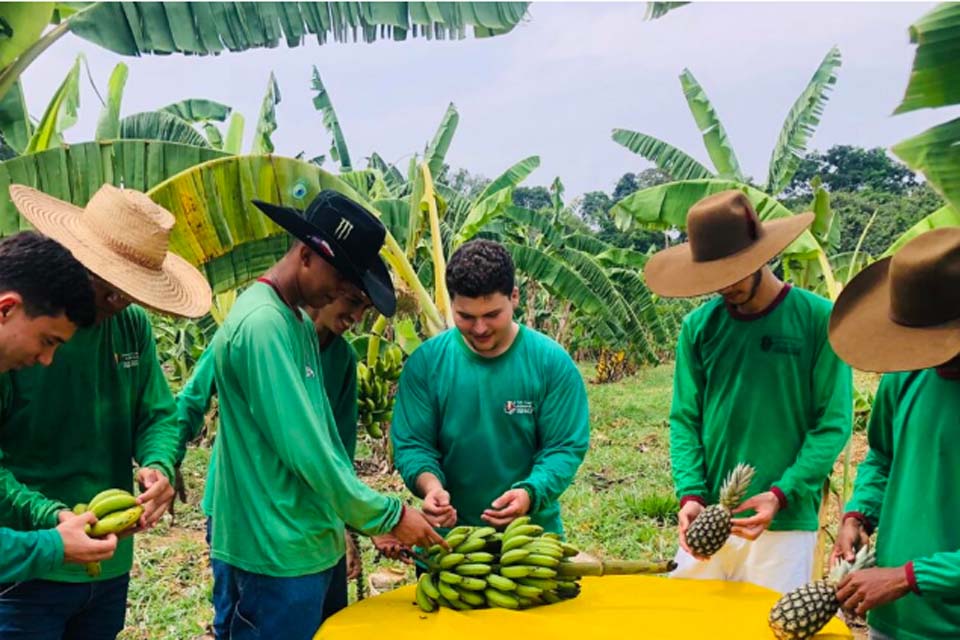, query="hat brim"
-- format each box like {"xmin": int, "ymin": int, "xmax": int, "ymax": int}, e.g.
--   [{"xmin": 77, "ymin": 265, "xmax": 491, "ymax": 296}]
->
[
  {"xmin": 829, "ymin": 257, "xmax": 960, "ymax": 372},
  {"xmin": 644, "ymin": 213, "xmax": 815, "ymax": 298},
  {"xmin": 10, "ymin": 185, "xmax": 212, "ymax": 318},
  {"xmin": 252, "ymin": 200, "xmax": 397, "ymax": 317}
]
